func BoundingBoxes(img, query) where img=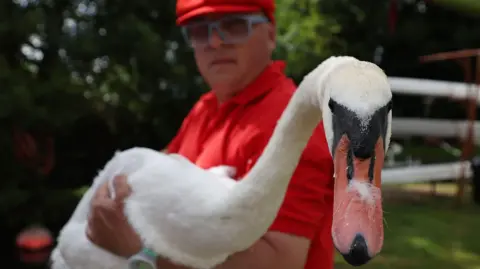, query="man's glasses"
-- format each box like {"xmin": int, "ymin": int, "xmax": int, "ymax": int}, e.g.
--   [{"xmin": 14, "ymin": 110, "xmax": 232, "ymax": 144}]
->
[{"xmin": 181, "ymin": 14, "xmax": 269, "ymax": 48}]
